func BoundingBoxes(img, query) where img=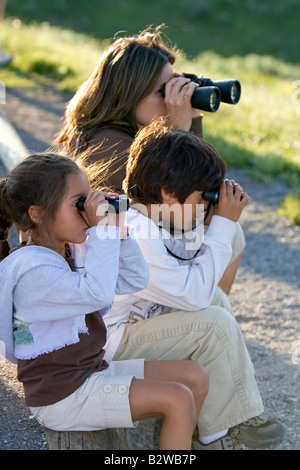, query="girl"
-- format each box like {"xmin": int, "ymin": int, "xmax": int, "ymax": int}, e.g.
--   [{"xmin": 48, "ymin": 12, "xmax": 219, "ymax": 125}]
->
[{"xmin": 0, "ymin": 152, "xmax": 208, "ymax": 450}]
